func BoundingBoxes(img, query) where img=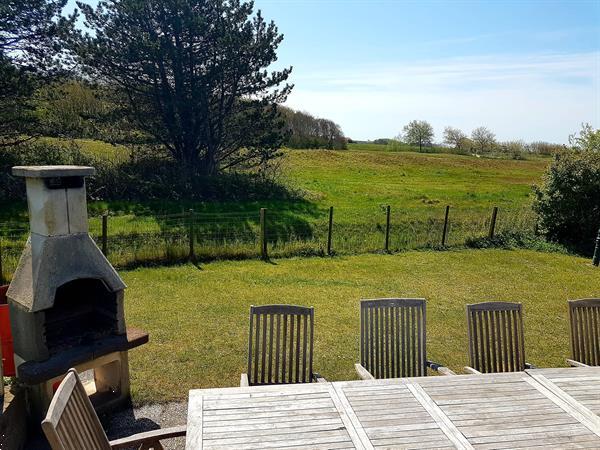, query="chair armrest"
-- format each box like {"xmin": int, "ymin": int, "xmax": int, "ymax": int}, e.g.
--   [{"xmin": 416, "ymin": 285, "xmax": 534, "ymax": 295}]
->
[
  {"xmin": 464, "ymin": 366, "xmax": 482, "ymax": 375},
  {"xmin": 426, "ymin": 361, "xmax": 456, "ymax": 376},
  {"xmin": 313, "ymin": 373, "xmax": 328, "ymax": 383},
  {"xmin": 566, "ymin": 359, "xmax": 589, "ymax": 368},
  {"xmin": 240, "ymin": 373, "xmax": 249, "ymax": 387},
  {"xmin": 524, "ymin": 363, "xmax": 537, "ymax": 370},
  {"xmin": 110, "ymin": 426, "xmax": 186, "ymax": 449},
  {"xmin": 354, "ymin": 363, "xmax": 375, "ymax": 380}
]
